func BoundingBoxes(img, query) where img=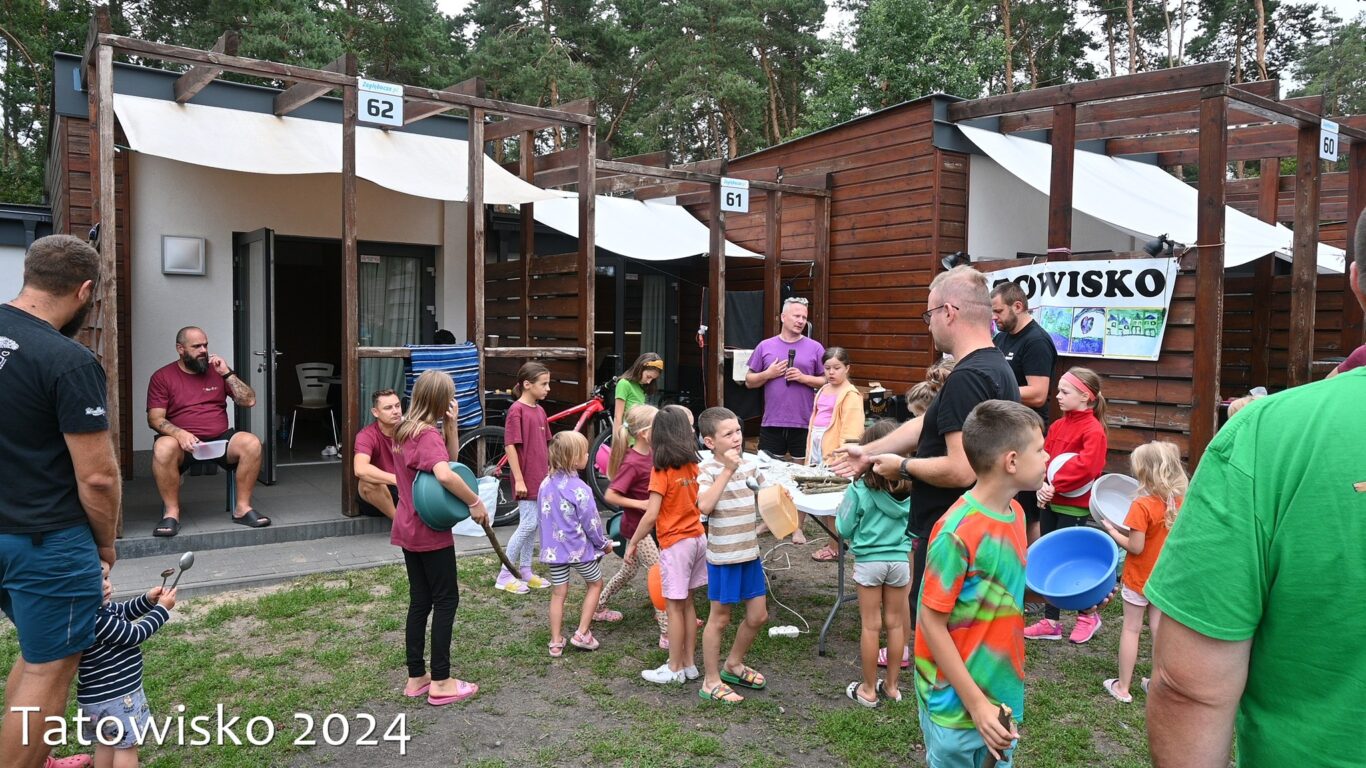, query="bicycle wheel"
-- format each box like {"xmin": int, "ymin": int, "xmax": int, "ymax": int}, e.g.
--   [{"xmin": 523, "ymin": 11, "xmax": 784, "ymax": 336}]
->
[
  {"xmin": 455, "ymin": 426, "xmax": 520, "ymax": 528},
  {"xmin": 584, "ymin": 416, "xmax": 619, "ymax": 513}
]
